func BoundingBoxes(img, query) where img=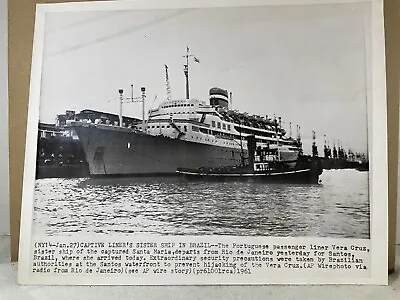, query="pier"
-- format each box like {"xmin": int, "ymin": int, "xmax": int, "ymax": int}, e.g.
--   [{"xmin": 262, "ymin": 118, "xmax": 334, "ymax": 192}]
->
[
  {"xmin": 312, "ymin": 132, "xmax": 368, "ymax": 171},
  {"xmin": 36, "ymin": 110, "xmax": 142, "ymax": 179},
  {"xmin": 318, "ymin": 157, "xmax": 368, "ymax": 171}
]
